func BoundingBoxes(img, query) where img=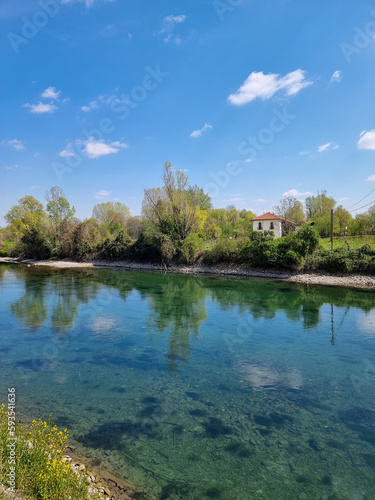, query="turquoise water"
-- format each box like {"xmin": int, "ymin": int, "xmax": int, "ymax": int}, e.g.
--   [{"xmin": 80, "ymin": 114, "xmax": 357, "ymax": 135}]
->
[{"xmin": 1, "ymin": 264, "xmax": 375, "ymax": 500}]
